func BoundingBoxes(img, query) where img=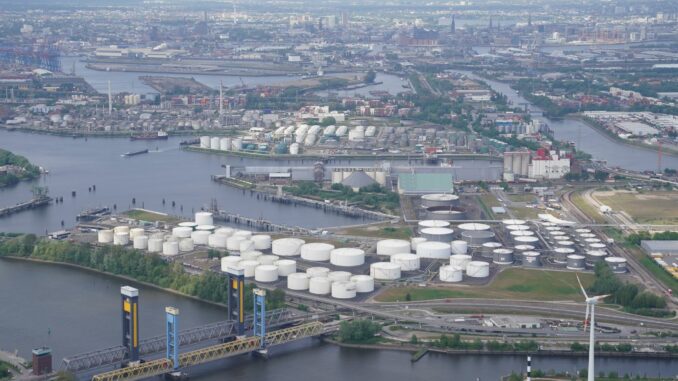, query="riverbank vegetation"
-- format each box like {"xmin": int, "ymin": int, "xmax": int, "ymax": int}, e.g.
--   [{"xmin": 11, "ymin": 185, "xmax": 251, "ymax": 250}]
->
[
  {"xmin": 284, "ymin": 181, "xmax": 400, "ymax": 215},
  {"xmin": 337, "ymin": 320, "xmax": 382, "ymax": 344},
  {"xmin": 0, "ymin": 236, "xmax": 285, "ymax": 310},
  {"xmin": 376, "ymin": 269, "xmax": 594, "ymax": 302},
  {"xmin": 432, "ymin": 333, "xmax": 538, "ymax": 352},
  {"xmin": 0, "ymin": 149, "xmax": 40, "ymax": 187}
]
